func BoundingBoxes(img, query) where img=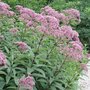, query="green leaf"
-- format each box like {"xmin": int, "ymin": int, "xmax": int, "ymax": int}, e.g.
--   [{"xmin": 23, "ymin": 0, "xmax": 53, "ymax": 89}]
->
[
  {"xmin": 33, "ymin": 87, "xmax": 38, "ymax": 90},
  {"xmin": 34, "ymin": 68, "xmax": 46, "ymax": 77},
  {"xmin": 6, "ymin": 86, "xmax": 17, "ymax": 90},
  {"xmin": 0, "ymin": 71, "xmax": 7, "ymax": 75},
  {"xmin": 0, "ymin": 77, "xmax": 5, "ymax": 89},
  {"xmin": 37, "ymin": 78, "xmax": 47, "ymax": 83},
  {"xmin": 50, "ymin": 86, "xmax": 57, "ymax": 90},
  {"xmin": 6, "ymin": 75, "xmax": 11, "ymax": 84},
  {"xmin": 32, "ymin": 73, "xmax": 46, "ymax": 79},
  {"xmin": 4, "ymin": 46, "xmax": 9, "ymax": 53},
  {"xmin": 55, "ymin": 82, "xmax": 64, "ymax": 90}
]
